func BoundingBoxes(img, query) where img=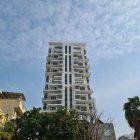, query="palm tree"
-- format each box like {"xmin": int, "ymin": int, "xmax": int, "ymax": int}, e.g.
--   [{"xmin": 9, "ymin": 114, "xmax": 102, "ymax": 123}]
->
[{"xmin": 124, "ymin": 96, "xmax": 140, "ymax": 140}]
